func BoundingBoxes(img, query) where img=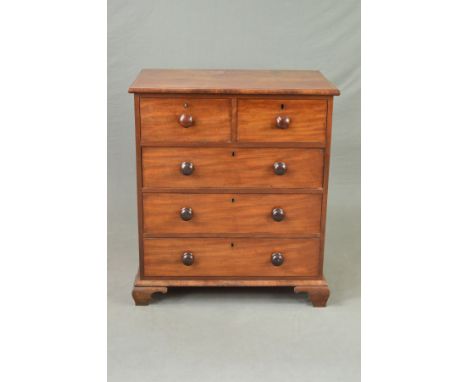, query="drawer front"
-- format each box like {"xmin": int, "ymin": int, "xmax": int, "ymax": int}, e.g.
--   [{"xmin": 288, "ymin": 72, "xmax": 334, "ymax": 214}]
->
[
  {"xmin": 237, "ymin": 99, "xmax": 327, "ymax": 143},
  {"xmin": 140, "ymin": 98, "xmax": 231, "ymax": 143},
  {"xmin": 143, "ymin": 238, "xmax": 320, "ymax": 277},
  {"xmin": 143, "ymin": 193, "xmax": 321, "ymax": 236},
  {"xmin": 142, "ymin": 148, "xmax": 324, "ymax": 189}
]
